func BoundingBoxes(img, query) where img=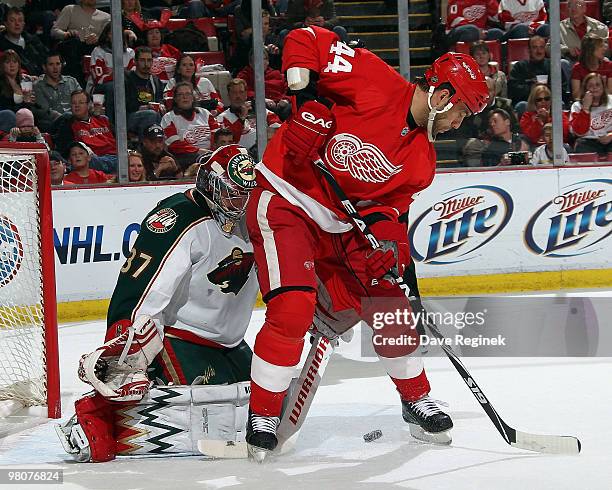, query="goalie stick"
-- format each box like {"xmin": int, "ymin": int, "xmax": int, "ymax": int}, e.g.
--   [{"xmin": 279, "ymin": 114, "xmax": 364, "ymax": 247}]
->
[
  {"xmin": 198, "ymin": 331, "xmax": 335, "ymax": 459},
  {"xmin": 313, "ymin": 158, "xmax": 581, "ymax": 455}
]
